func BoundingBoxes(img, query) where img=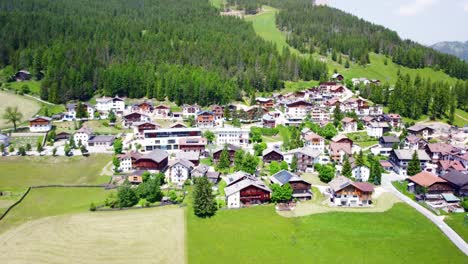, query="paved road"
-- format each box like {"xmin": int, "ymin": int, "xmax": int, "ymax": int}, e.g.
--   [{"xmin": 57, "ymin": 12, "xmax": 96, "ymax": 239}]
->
[{"xmin": 382, "ymin": 173, "xmax": 468, "ymax": 255}]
